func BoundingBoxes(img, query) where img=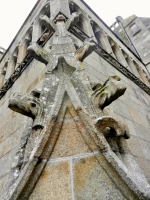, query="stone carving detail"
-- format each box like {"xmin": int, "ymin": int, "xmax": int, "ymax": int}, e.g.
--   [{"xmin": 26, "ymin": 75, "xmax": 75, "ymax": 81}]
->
[
  {"xmin": 8, "ymin": 90, "xmax": 44, "ymax": 129},
  {"xmin": 27, "ymin": 43, "xmax": 49, "ymax": 65},
  {"xmin": 75, "ymin": 37, "xmax": 95, "ymax": 61},
  {"xmin": 1, "ymin": 21, "xmax": 150, "ymax": 99},
  {"xmin": 0, "ymin": 54, "xmax": 33, "ymax": 98},
  {"xmin": 96, "ymin": 116, "xmax": 130, "ymax": 139},
  {"xmin": 27, "ymin": 13, "xmax": 95, "ymax": 72},
  {"xmin": 94, "ymin": 114, "xmax": 150, "ymax": 199},
  {"xmin": 40, "ymin": 15, "xmax": 55, "ymax": 31},
  {"xmin": 92, "ymin": 76, "xmax": 126, "ymax": 109},
  {"xmin": 66, "ymin": 12, "xmax": 79, "ymax": 29},
  {"xmin": 2, "ymin": 3, "xmax": 150, "ymax": 199},
  {"xmin": 71, "ymin": 26, "xmax": 150, "ymax": 95}
]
